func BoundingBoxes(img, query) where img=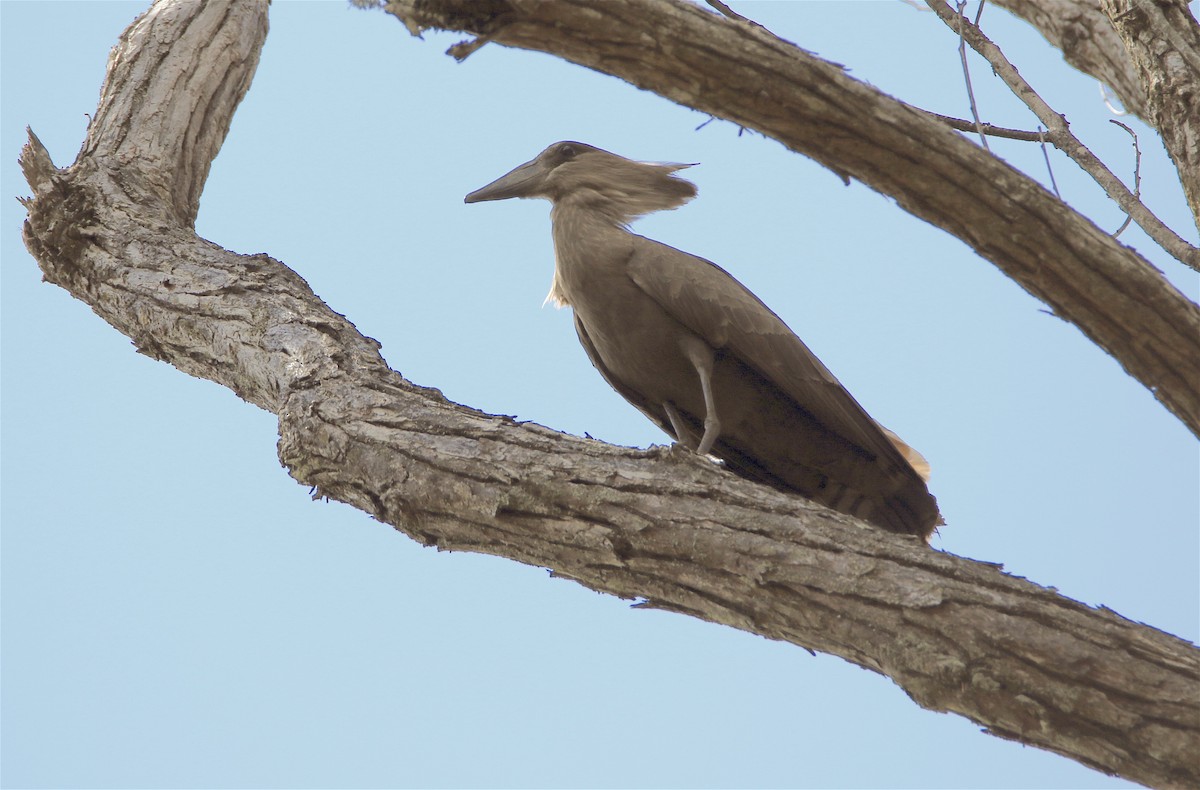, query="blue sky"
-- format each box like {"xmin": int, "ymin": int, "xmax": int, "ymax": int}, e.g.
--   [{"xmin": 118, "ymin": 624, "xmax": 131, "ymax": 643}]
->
[{"xmin": 2, "ymin": 1, "xmax": 1196, "ymax": 788}]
